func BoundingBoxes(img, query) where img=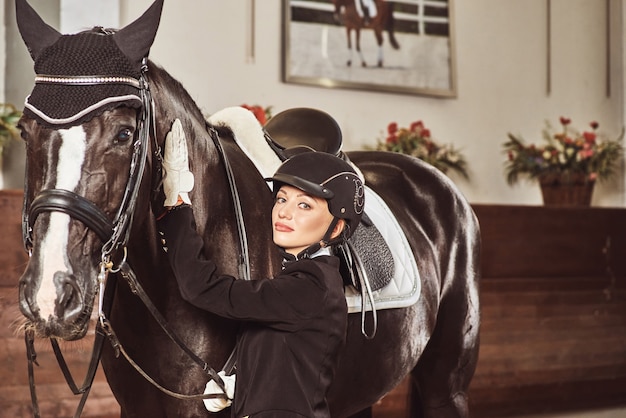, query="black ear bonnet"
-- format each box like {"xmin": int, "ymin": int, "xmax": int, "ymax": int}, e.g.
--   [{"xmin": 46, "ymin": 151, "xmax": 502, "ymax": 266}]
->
[
  {"xmin": 15, "ymin": 0, "xmax": 164, "ymax": 129},
  {"xmin": 24, "ymin": 32, "xmax": 144, "ymax": 128}
]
